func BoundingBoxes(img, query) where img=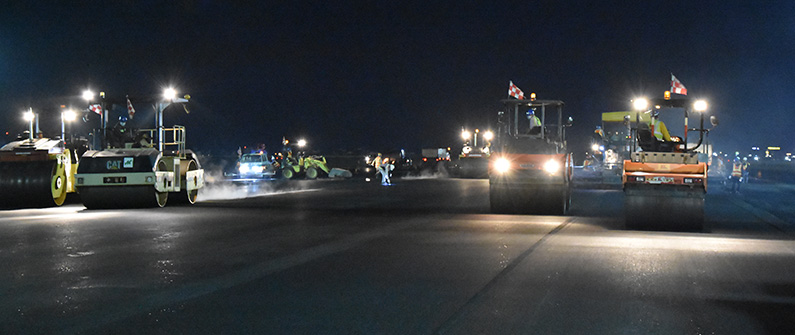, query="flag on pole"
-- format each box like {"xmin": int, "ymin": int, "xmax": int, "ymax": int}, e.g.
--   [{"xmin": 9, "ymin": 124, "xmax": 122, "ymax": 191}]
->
[
  {"xmin": 508, "ymin": 81, "xmax": 525, "ymax": 100},
  {"xmin": 671, "ymin": 74, "xmax": 687, "ymax": 95},
  {"xmin": 126, "ymin": 95, "xmax": 136, "ymax": 119},
  {"xmin": 89, "ymin": 104, "xmax": 103, "ymax": 115}
]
